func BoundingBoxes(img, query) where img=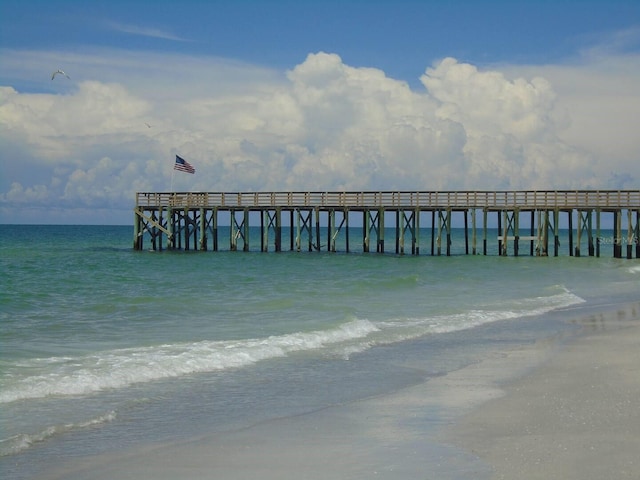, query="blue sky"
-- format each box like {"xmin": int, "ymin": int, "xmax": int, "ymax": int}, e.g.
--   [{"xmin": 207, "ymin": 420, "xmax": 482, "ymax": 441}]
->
[
  {"xmin": 2, "ymin": 1, "xmax": 637, "ymax": 84},
  {"xmin": 1, "ymin": 1, "xmax": 639, "ymax": 224}
]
